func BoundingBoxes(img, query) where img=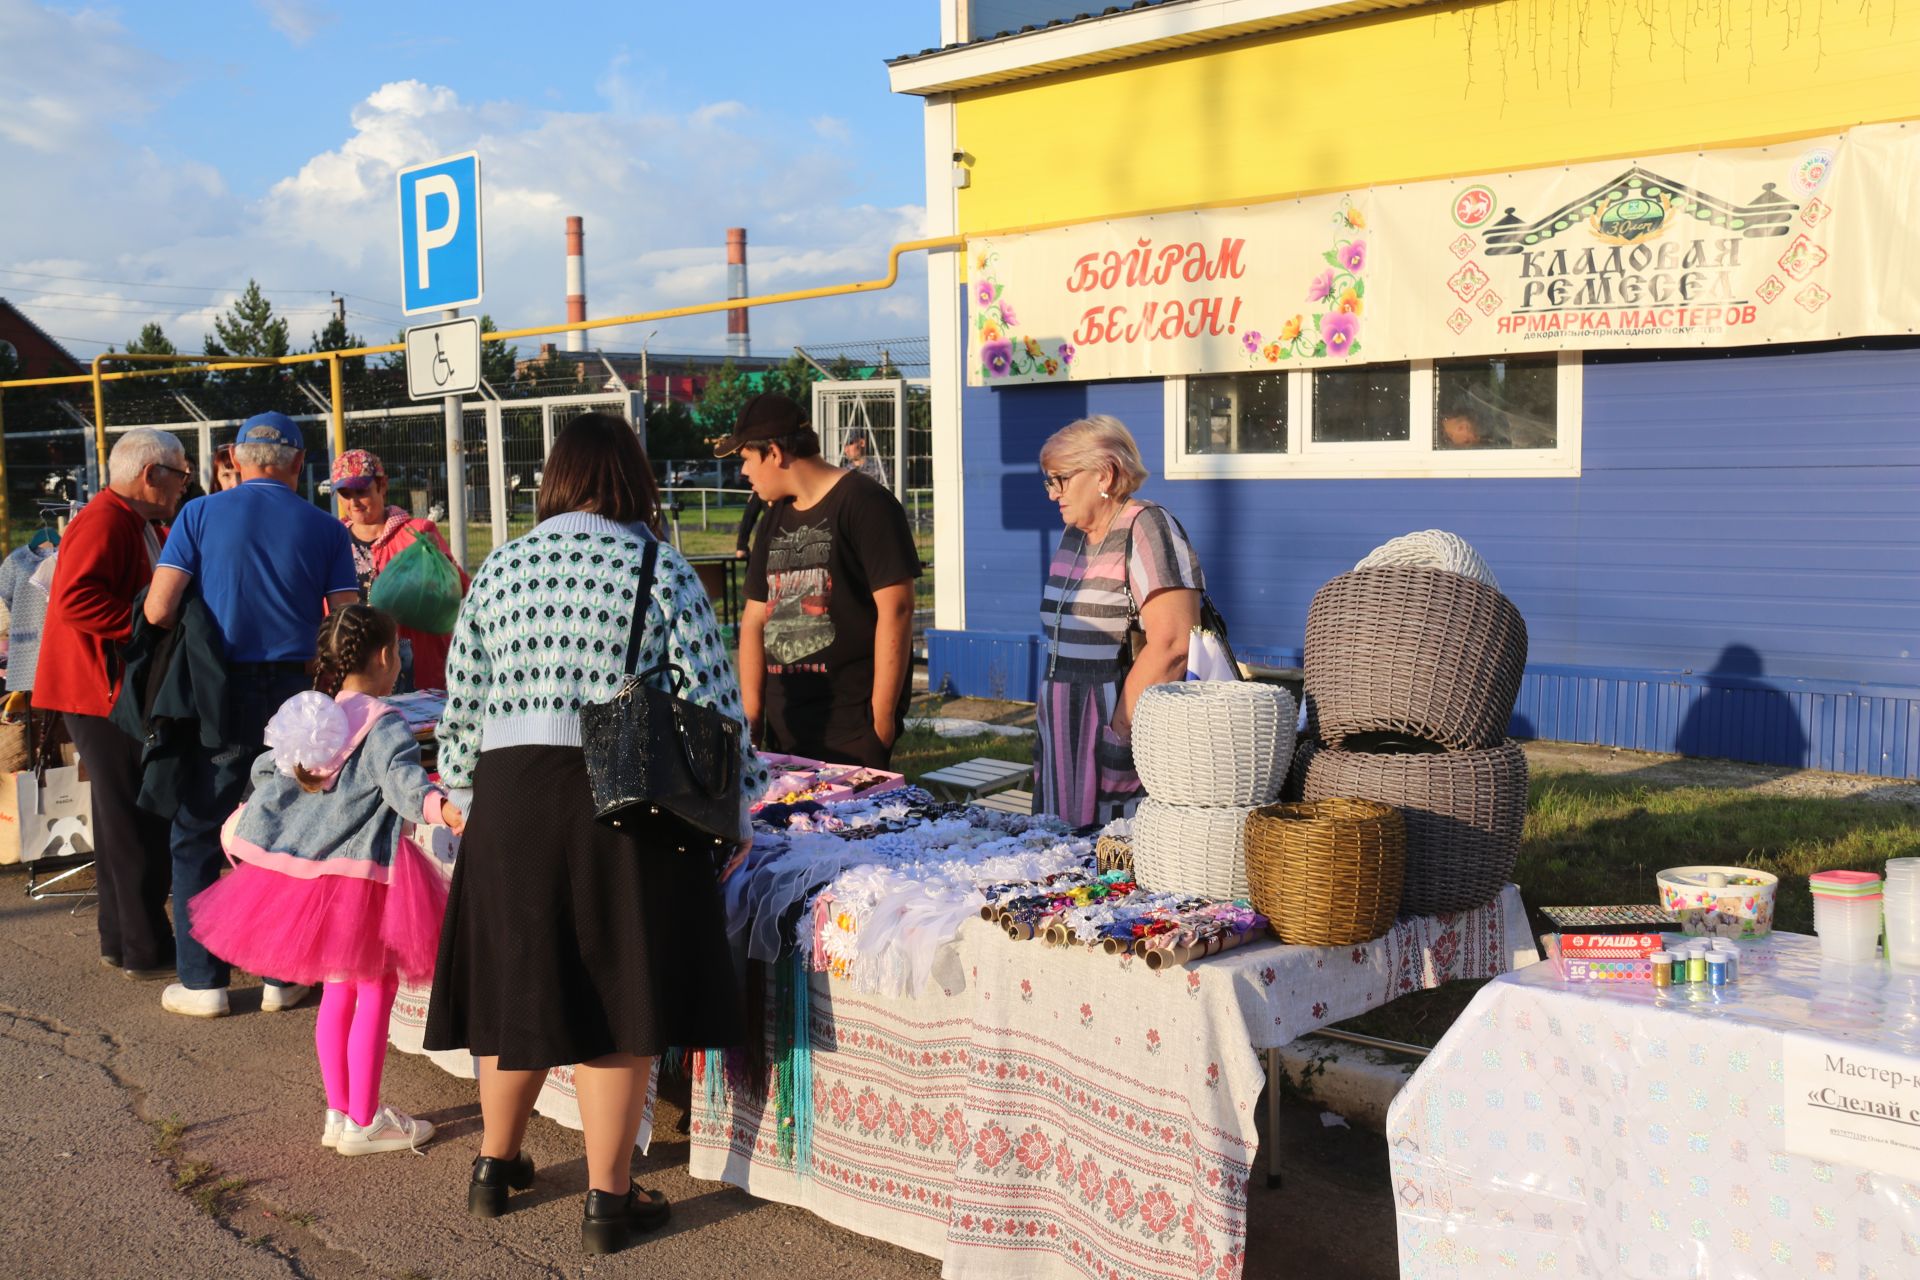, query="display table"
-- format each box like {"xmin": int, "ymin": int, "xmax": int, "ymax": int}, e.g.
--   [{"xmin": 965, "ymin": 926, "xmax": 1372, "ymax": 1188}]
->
[
  {"xmin": 693, "ymin": 886, "xmax": 1535, "ymax": 1280},
  {"xmin": 1389, "ymin": 933, "xmax": 1920, "ymax": 1279}
]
